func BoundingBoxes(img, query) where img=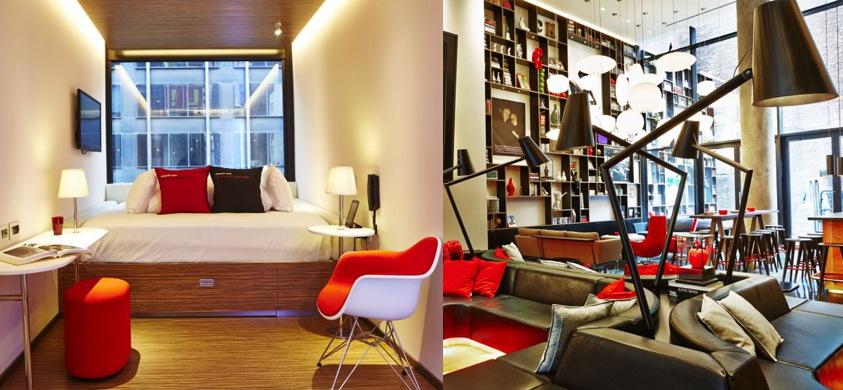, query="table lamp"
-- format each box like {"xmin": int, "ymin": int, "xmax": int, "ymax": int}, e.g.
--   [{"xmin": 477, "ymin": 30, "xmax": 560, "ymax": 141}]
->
[
  {"xmin": 58, "ymin": 169, "xmax": 89, "ymax": 233},
  {"xmin": 326, "ymin": 166, "xmax": 357, "ymax": 228},
  {"xmin": 556, "ymin": 0, "xmax": 837, "ymax": 335}
]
